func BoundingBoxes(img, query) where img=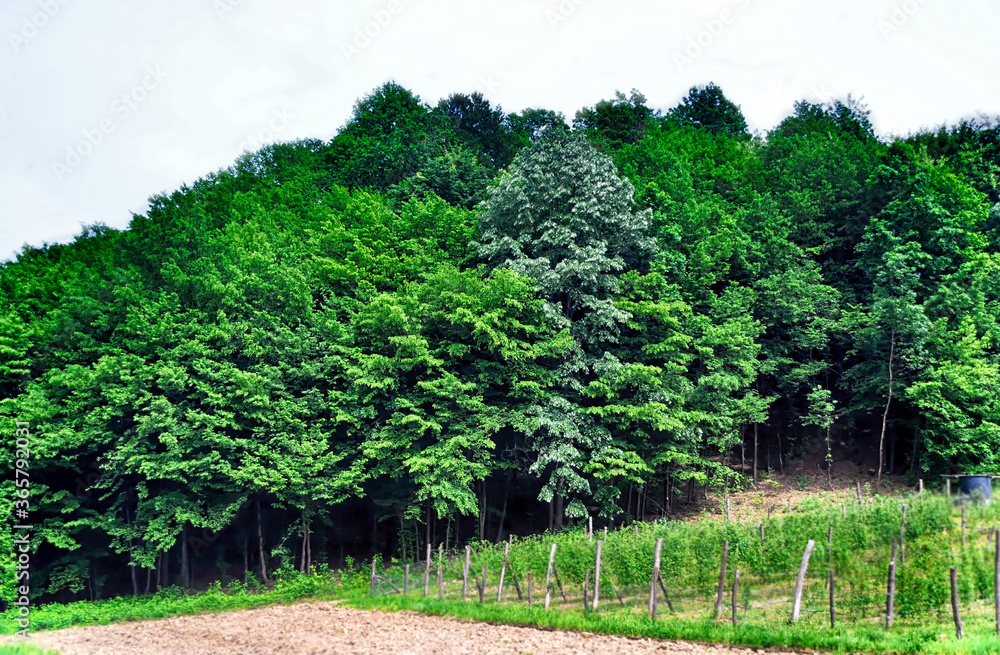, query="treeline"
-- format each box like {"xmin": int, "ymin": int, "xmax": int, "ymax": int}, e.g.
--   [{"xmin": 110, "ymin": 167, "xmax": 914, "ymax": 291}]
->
[{"xmin": 2, "ymin": 82, "xmax": 999, "ymax": 603}]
